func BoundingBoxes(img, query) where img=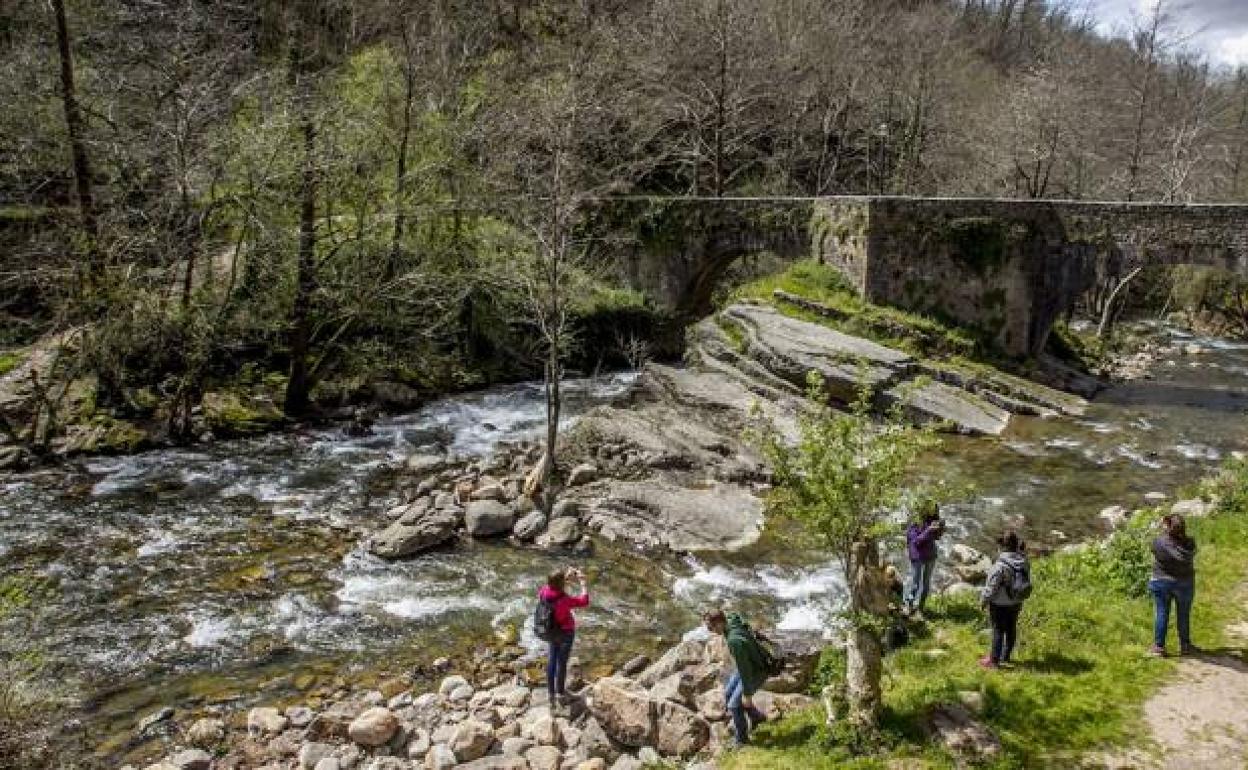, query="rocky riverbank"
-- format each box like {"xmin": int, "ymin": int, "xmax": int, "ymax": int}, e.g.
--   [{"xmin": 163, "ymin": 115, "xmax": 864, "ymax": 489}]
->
[
  {"xmin": 126, "ymin": 632, "xmax": 822, "ymax": 770},
  {"xmin": 364, "ymin": 299, "xmax": 1094, "ymax": 559}
]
